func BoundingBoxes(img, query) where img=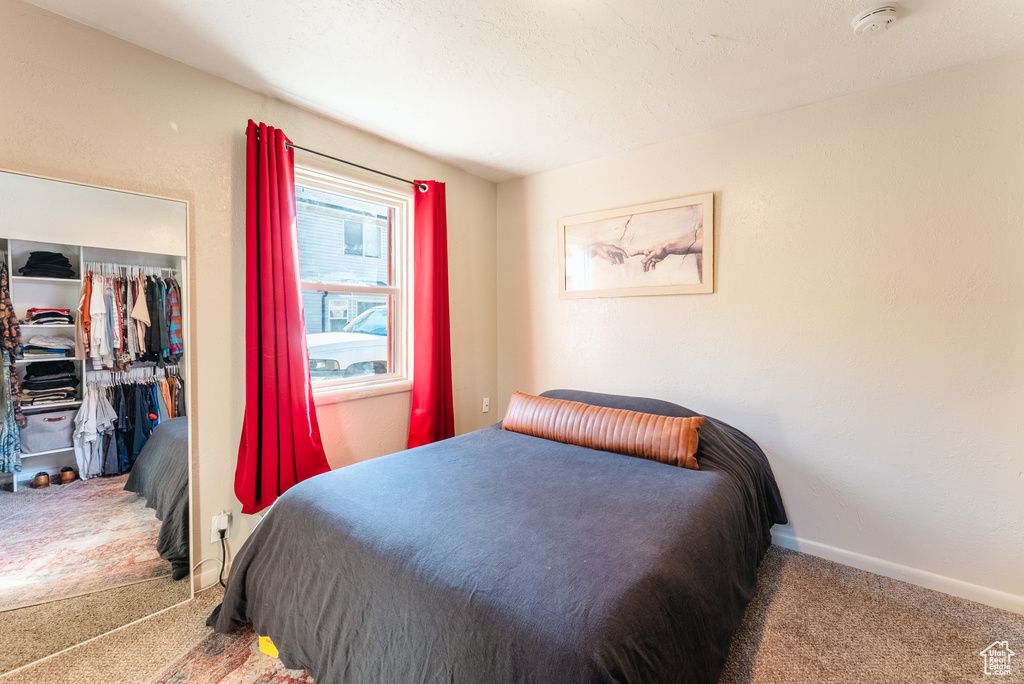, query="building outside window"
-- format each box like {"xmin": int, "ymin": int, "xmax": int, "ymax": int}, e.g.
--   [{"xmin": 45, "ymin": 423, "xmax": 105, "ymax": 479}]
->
[{"xmin": 294, "ymin": 167, "xmax": 412, "ymax": 393}]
